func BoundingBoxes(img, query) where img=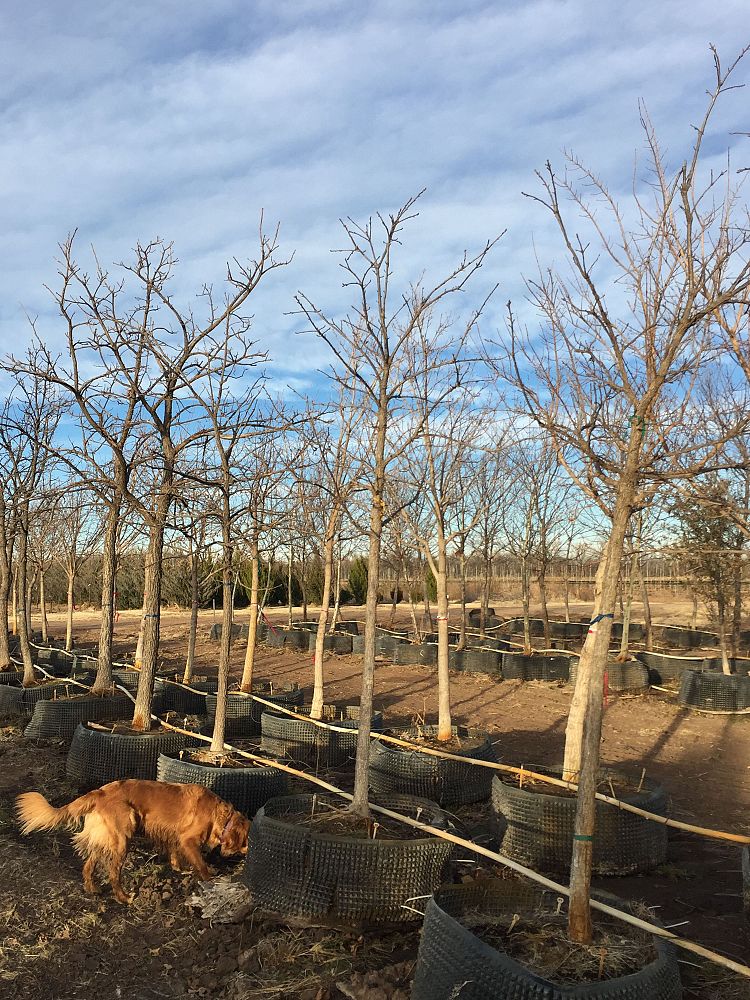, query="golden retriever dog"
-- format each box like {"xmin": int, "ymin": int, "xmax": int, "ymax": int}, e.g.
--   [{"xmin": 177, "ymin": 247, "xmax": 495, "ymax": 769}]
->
[{"xmin": 16, "ymin": 779, "xmax": 250, "ymax": 904}]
